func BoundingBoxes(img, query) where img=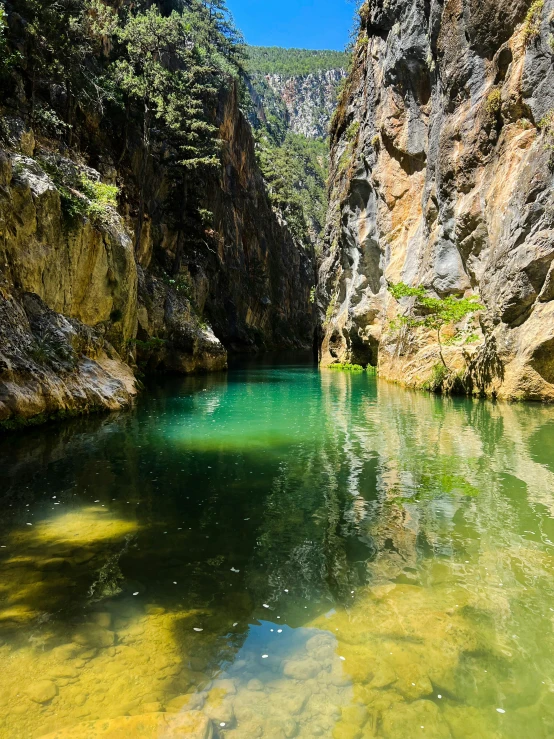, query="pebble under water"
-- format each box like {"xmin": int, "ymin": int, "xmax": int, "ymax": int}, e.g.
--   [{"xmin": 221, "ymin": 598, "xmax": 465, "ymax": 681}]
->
[{"xmin": 2, "ymin": 356, "xmax": 554, "ymax": 738}]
